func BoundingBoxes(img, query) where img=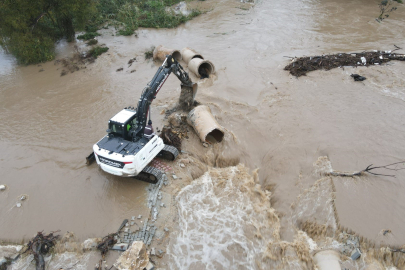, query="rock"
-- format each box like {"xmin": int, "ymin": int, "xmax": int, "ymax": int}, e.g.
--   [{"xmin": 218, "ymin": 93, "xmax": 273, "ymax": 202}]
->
[
  {"xmin": 131, "ymin": 221, "xmax": 135, "ymax": 226},
  {"xmin": 116, "ymin": 67, "xmax": 123, "ymax": 72},
  {"xmin": 114, "ymin": 241, "xmax": 149, "ymax": 270},
  {"xmin": 172, "ymin": 175, "xmax": 178, "ymax": 180},
  {"xmin": 132, "ymin": 216, "xmax": 135, "ymax": 220},
  {"xmin": 39, "ymin": 68, "xmax": 44, "ymax": 72},
  {"xmin": 0, "ymin": 185, "xmax": 5, "ymax": 191},
  {"xmin": 203, "ymin": 142, "xmax": 209, "ymax": 148},
  {"xmin": 158, "ymin": 249, "xmax": 164, "ymax": 255},
  {"xmin": 112, "ymin": 243, "xmax": 128, "ymax": 251},
  {"xmin": 351, "ymin": 248, "xmax": 361, "ymax": 260},
  {"xmin": 179, "ymin": 163, "xmax": 185, "ymax": 168},
  {"xmin": 168, "ymin": 113, "xmax": 183, "ymax": 127},
  {"xmin": 16, "ymin": 203, "xmax": 22, "ymax": 208},
  {"xmin": 151, "ymin": 248, "xmax": 156, "ymax": 256},
  {"xmin": 20, "ymin": 195, "xmax": 26, "ymax": 201},
  {"xmin": 160, "ymin": 203, "xmax": 165, "ymax": 207},
  {"xmin": 164, "ymin": 228, "xmax": 169, "ymax": 232},
  {"xmin": 82, "ymin": 238, "xmax": 100, "ymax": 250}
]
